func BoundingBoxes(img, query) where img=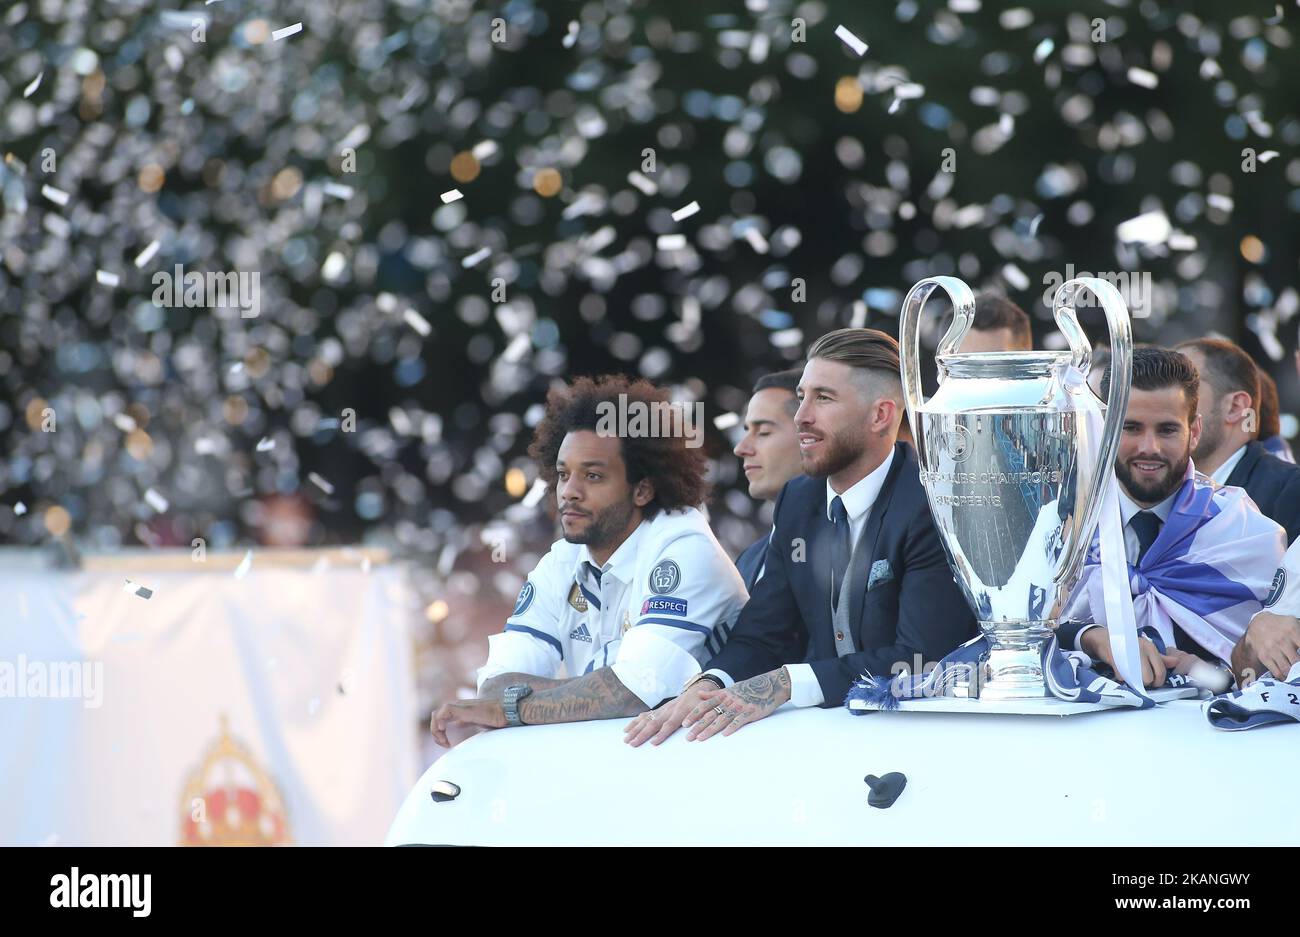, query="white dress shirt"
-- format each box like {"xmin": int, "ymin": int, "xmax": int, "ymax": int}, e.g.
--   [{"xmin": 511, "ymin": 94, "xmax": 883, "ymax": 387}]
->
[
  {"xmin": 1211, "ymin": 444, "xmax": 1248, "ymax": 486},
  {"xmin": 704, "ymin": 448, "xmax": 897, "ymax": 707},
  {"xmin": 1072, "ymin": 485, "xmax": 1178, "ymax": 651}
]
